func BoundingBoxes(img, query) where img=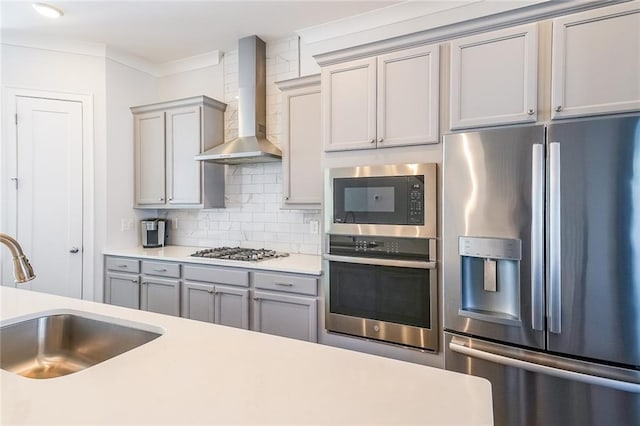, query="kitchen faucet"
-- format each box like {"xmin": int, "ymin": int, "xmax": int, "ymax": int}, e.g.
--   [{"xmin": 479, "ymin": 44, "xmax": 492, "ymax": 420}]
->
[{"xmin": 0, "ymin": 233, "xmax": 36, "ymax": 283}]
